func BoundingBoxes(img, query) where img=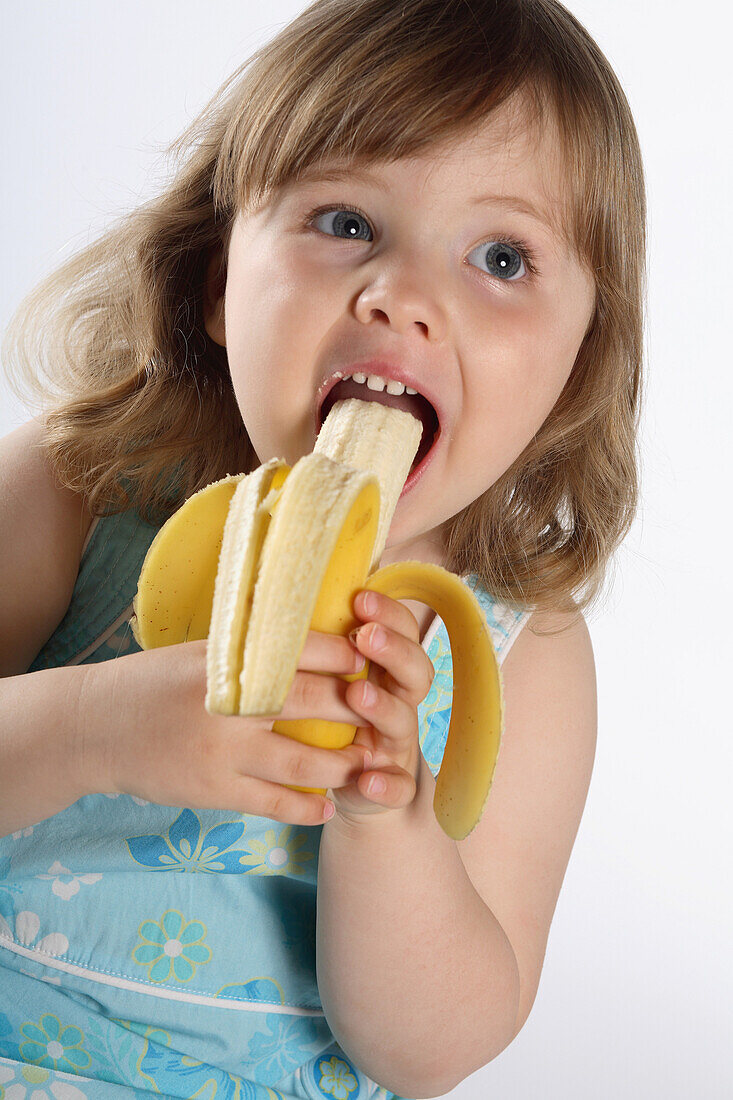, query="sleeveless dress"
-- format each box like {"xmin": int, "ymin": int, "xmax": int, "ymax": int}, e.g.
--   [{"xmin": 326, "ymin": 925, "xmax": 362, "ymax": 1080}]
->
[{"xmin": 0, "ymin": 506, "xmax": 532, "ymax": 1100}]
